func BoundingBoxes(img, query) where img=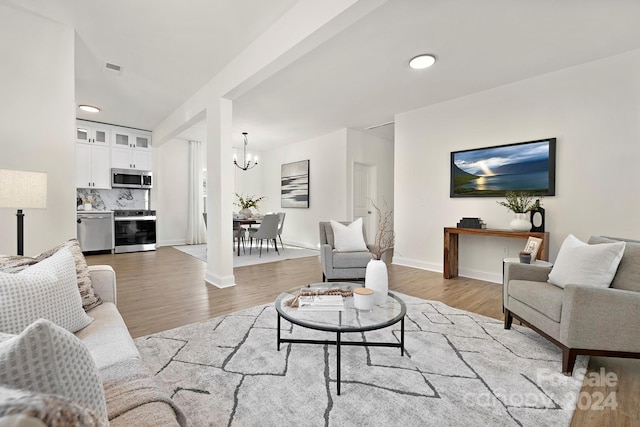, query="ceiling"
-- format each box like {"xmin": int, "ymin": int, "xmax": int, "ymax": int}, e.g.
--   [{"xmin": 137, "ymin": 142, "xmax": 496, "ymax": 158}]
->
[
  {"xmin": 4, "ymin": 0, "xmax": 297, "ymax": 130},
  {"xmin": 8, "ymin": 0, "xmax": 640, "ymax": 151}
]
